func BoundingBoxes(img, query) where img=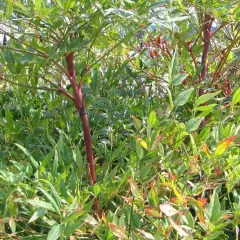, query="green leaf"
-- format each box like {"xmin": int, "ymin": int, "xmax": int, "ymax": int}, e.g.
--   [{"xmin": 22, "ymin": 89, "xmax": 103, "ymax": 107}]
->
[
  {"xmin": 186, "ymin": 117, "xmax": 203, "ymax": 132},
  {"xmin": 196, "ymin": 91, "xmax": 221, "ymax": 106},
  {"xmin": 14, "ymin": 143, "xmax": 39, "ymax": 170},
  {"xmin": 166, "ymin": 87, "xmax": 174, "ymax": 109},
  {"xmin": 232, "ymin": 88, "xmax": 240, "ymax": 106},
  {"xmin": 206, "ymin": 190, "xmax": 220, "ymax": 222},
  {"xmin": 6, "ymin": 1, "xmax": 13, "ymax": 19},
  {"xmin": 148, "ymin": 111, "xmax": 157, "ymax": 127},
  {"xmin": 174, "ymin": 88, "xmax": 194, "ymax": 106},
  {"xmin": 172, "ymin": 74, "xmax": 188, "ymax": 85},
  {"xmin": 170, "ymin": 48, "xmax": 178, "ymax": 78},
  {"xmin": 28, "ymin": 208, "xmax": 47, "ymax": 223},
  {"xmin": 4, "ymin": 50, "xmax": 15, "ymax": 64},
  {"xmin": 38, "ymin": 187, "xmax": 61, "ymax": 215},
  {"xmin": 47, "ymin": 224, "xmax": 63, "ymax": 240},
  {"xmin": 132, "ymin": 116, "xmax": 142, "ymax": 130},
  {"xmin": 27, "ymin": 200, "xmax": 55, "ymax": 212},
  {"xmin": 5, "ymin": 110, "xmax": 13, "ymax": 132},
  {"xmin": 196, "ymin": 104, "xmax": 216, "ymax": 112}
]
